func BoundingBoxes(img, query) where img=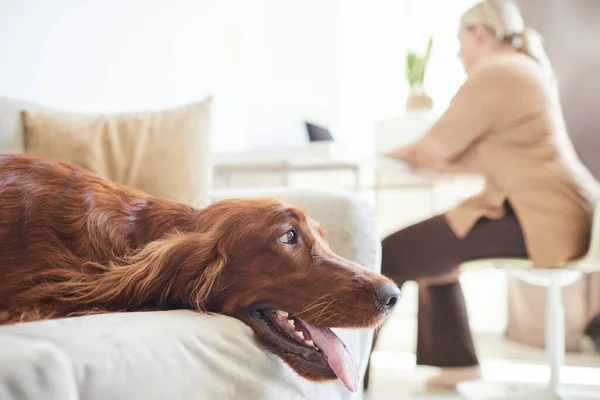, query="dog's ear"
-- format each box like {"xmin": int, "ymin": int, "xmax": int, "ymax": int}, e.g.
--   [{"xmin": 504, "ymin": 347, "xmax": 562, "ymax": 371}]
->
[
  {"xmin": 53, "ymin": 232, "xmax": 227, "ymax": 312},
  {"xmin": 169, "ymin": 234, "xmax": 228, "ymax": 311},
  {"xmin": 316, "ymin": 224, "xmax": 327, "ymax": 239}
]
